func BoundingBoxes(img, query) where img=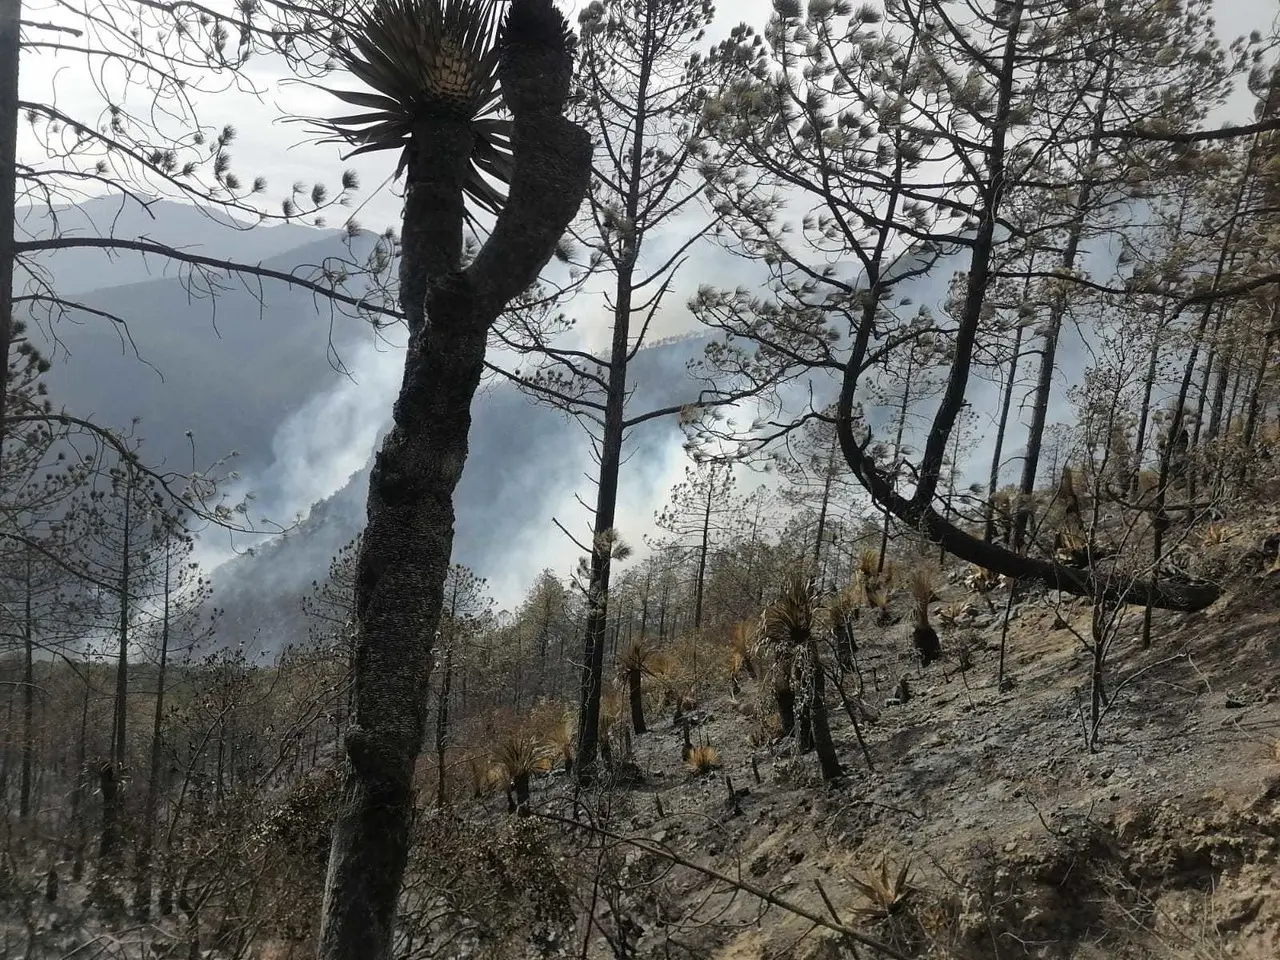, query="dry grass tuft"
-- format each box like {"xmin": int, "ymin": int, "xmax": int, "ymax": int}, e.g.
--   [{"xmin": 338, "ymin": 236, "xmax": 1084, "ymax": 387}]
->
[
  {"xmin": 685, "ymin": 744, "xmax": 721, "ymax": 774},
  {"xmin": 850, "ymin": 851, "xmax": 914, "ymax": 918},
  {"xmin": 729, "ymin": 621, "xmax": 758, "ymax": 678},
  {"xmin": 857, "ymin": 547, "xmax": 880, "ymax": 582},
  {"xmin": 908, "ymin": 566, "xmax": 937, "ymax": 626},
  {"xmin": 937, "ymin": 600, "xmax": 974, "ymax": 629},
  {"xmin": 748, "ymin": 710, "xmax": 782, "ymax": 748},
  {"xmin": 599, "ymin": 685, "xmax": 625, "ymax": 736},
  {"xmin": 618, "ymin": 638, "xmax": 659, "ymax": 674},
  {"xmin": 828, "ymin": 582, "xmax": 861, "ymax": 628},
  {"xmin": 1197, "ymin": 522, "xmax": 1235, "ymax": 546}
]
